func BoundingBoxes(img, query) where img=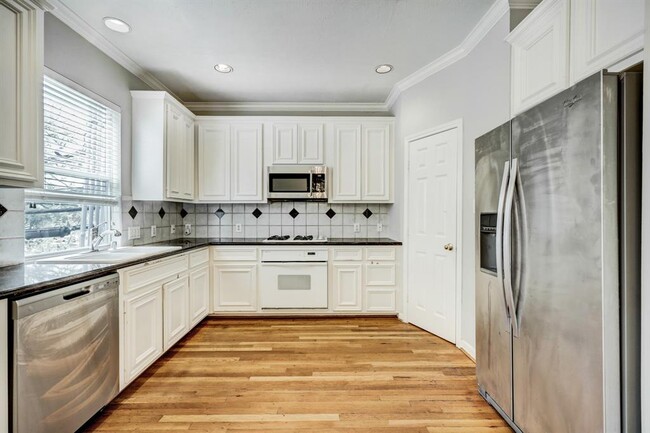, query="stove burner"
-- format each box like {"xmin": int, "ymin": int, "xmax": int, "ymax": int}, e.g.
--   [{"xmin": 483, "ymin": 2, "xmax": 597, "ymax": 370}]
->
[
  {"xmin": 294, "ymin": 235, "xmax": 313, "ymax": 241},
  {"xmin": 267, "ymin": 235, "xmax": 290, "ymax": 241}
]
